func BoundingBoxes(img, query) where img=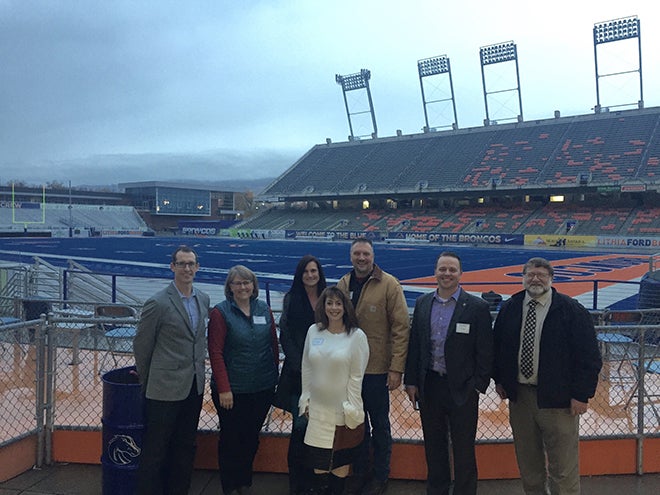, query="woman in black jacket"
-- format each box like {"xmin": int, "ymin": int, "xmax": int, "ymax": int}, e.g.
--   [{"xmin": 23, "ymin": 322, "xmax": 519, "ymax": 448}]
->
[{"xmin": 276, "ymin": 254, "xmax": 327, "ymax": 495}]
